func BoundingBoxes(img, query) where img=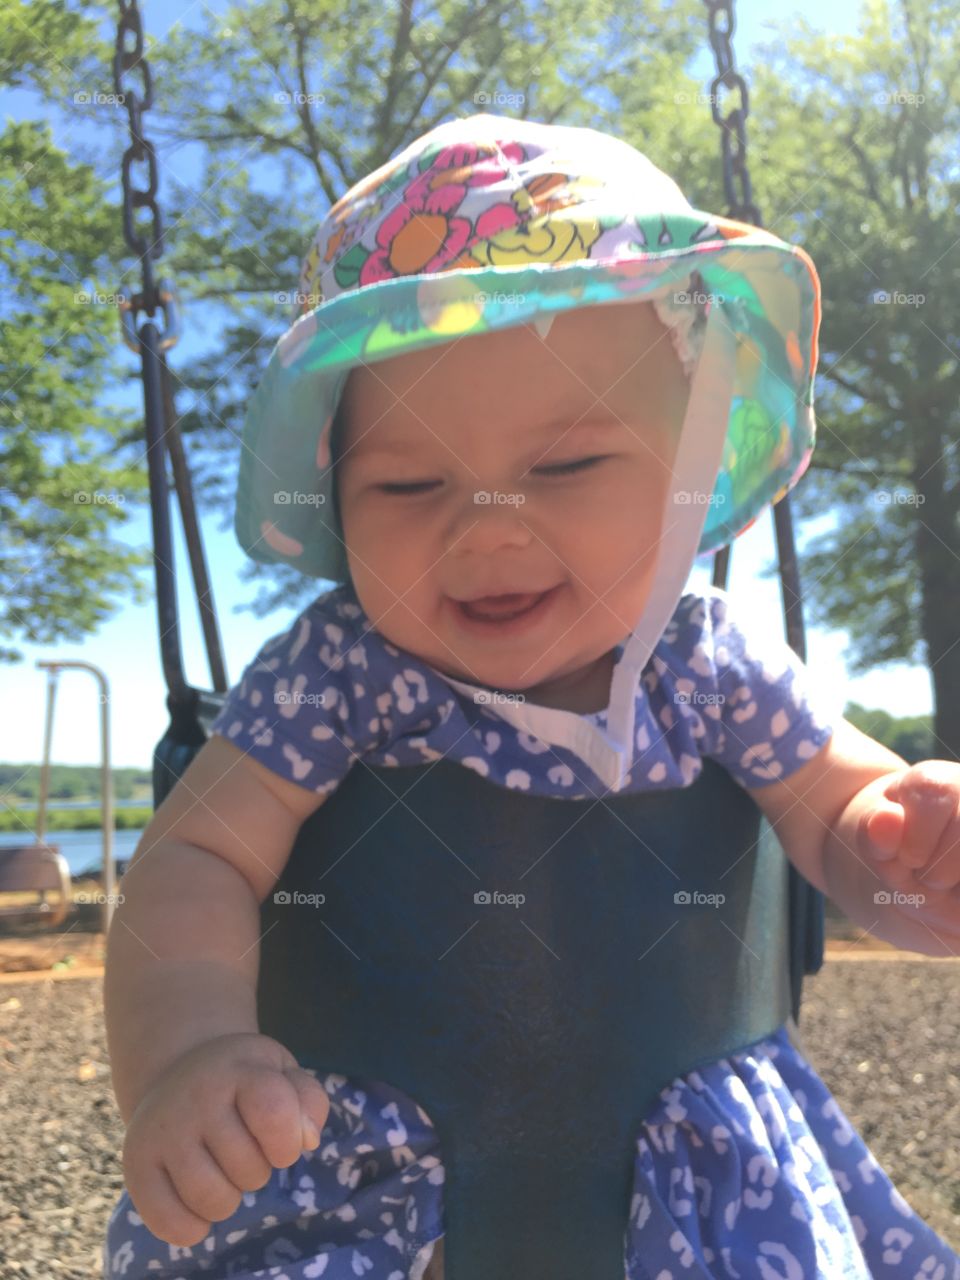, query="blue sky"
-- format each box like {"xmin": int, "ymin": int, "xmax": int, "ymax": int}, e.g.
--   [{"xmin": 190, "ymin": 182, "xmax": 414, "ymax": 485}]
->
[{"xmin": 3, "ymin": 0, "xmax": 933, "ymax": 772}]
